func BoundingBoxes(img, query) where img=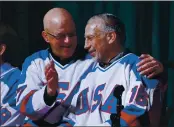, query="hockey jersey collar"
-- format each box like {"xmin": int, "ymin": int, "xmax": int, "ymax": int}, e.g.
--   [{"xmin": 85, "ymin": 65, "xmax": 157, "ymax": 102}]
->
[
  {"xmin": 99, "ymin": 48, "xmax": 131, "ymax": 68},
  {"xmin": 48, "ymin": 48, "xmax": 75, "ymax": 66}
]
